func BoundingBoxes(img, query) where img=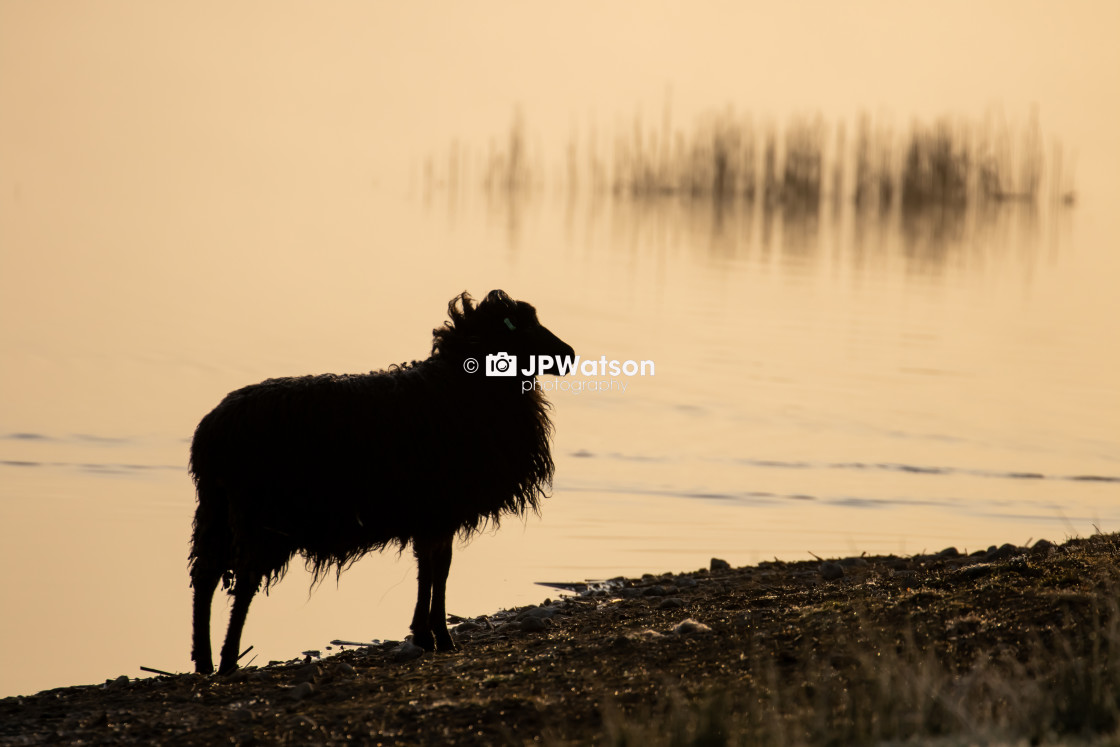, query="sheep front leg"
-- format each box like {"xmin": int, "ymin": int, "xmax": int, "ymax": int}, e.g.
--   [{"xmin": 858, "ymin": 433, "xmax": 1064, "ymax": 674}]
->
[
  {"xmin": 410, "ymin": 538, "xmax": 436, "ymax": 650},
  {"xmin": 428, "ymin": 534, "xmax": 456, "ymax": 651},
  {"xmin": 411, "ymin": 534, "xmax": 456, "ymax": 651}
]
